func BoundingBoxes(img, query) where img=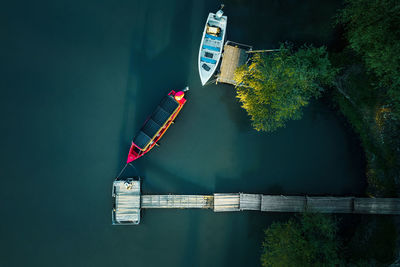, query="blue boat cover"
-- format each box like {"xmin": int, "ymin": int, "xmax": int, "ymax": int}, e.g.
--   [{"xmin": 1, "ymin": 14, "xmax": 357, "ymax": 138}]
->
[
  {"xmin": 152, "ymin": 107, "xmax": 170, "ymax": 126},
  {"xmin": 201, "ymin": 57, "xmax": 217, "ymax": 64},
  {"xmin": 205, "ymin": 34, "xmax": 222, "ymax": 41},
  {"xmin": 141, "ymin": 119, "xmax": 161, "ymax": 138},
  {"xmin": 133, "ymin": 131, "xmax": 151, "ymax": 150},
  {"xmin": 159, "ymin": 95, "xmax": 179, "ymax": 114},
  {"xmin": 133, "ymin": 95, "xmax": 179, "ymax": 150},
  {"xmin": 203, "ymin": 45, "xmax": 220, "ymax": 52}
]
